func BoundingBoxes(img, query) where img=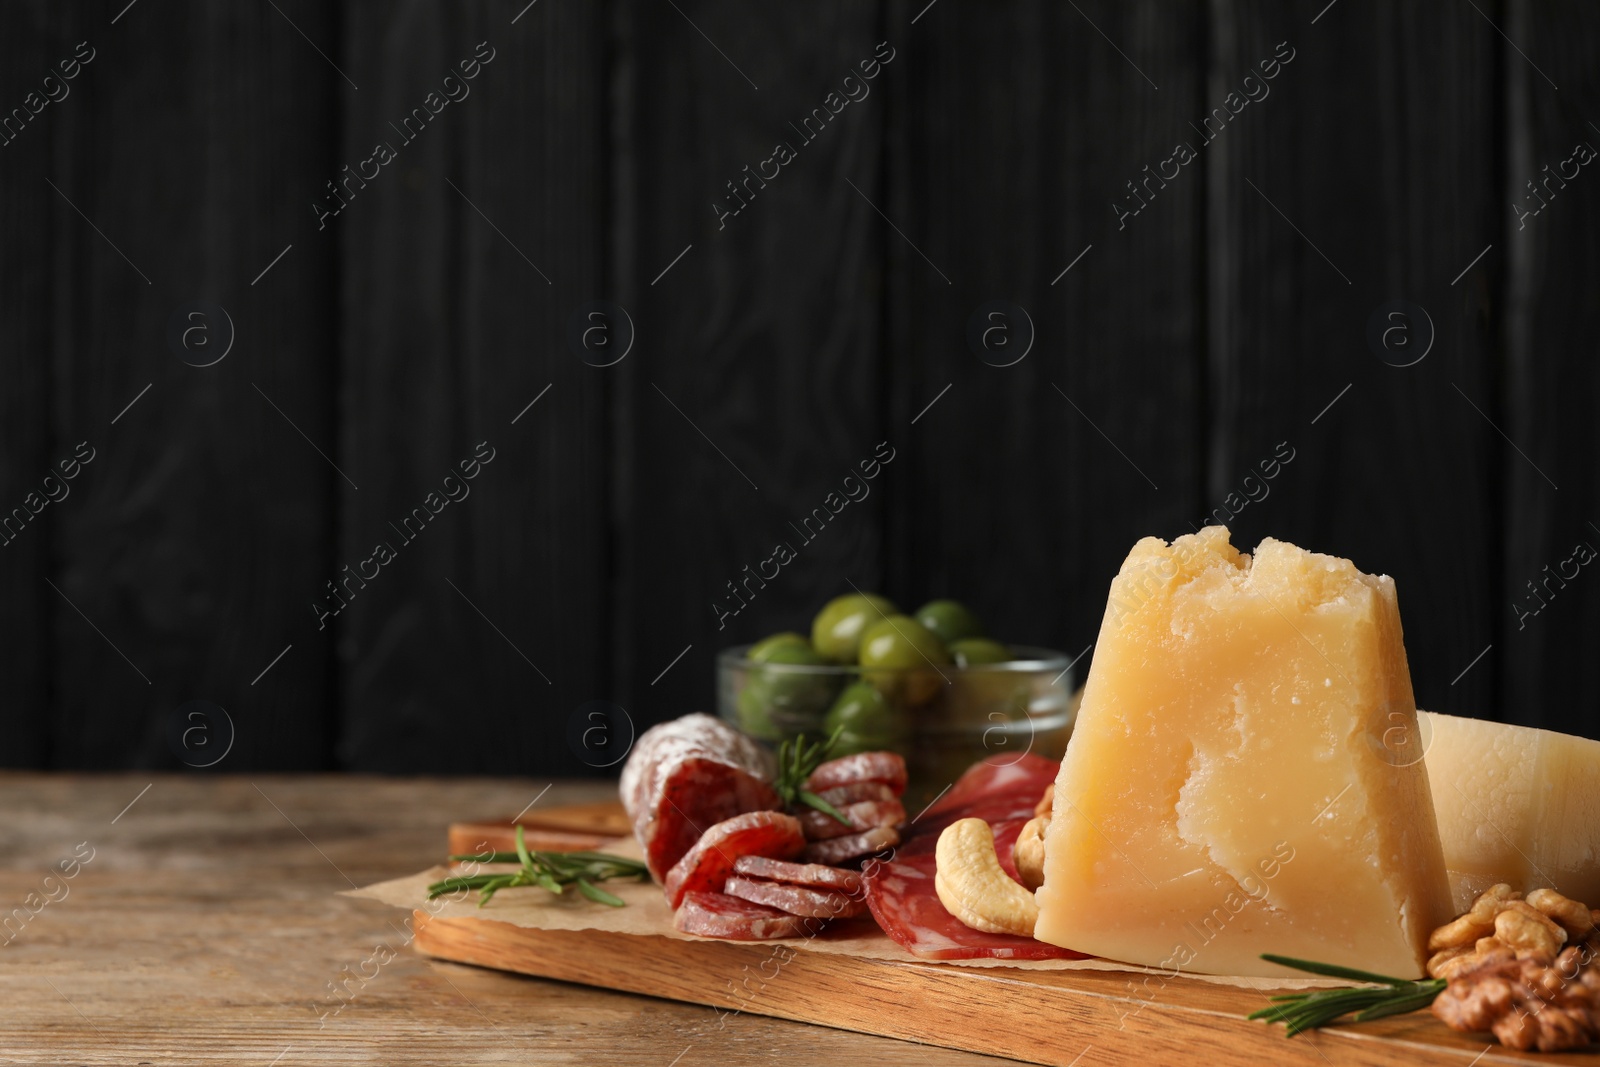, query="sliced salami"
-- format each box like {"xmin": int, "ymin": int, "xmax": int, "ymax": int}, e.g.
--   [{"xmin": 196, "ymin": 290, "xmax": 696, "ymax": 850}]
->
[
  {"xmin": 620, "ymin": 713, "xmax": 781, "ymax": 881},
  {"xmin": 859, "ymin": 753, "xmax": 1082, "ymax": 960},
  {"xmin": 804, "ymin": 752, "xmax": 907, "ymax": 796},
  {"xmin": 724, "ymin": 875, "xmax": 866, "ymax": 919},
  {"xmin": 922, "ymin": 753, "xmax": 1058, "ymax": 825},
  {"xmin": 814, "ymin": 780, "xmax": 896, "ymax": 807},
  {"xmin": 798, "ymin": 798, "xmax": 907, "ymax": 841},
  {"xmin": 661, "ymin": 810, "xmax": 805, "ymax": 909},
  {"xmin": 673, "ymin": 891, "xmax": 812, "ymax": 941},
  {"xmin": 801, "ymin": 824, "xmax": 900, "ymax": 865},
  {"xmin": 731, "ymin": 856, "xmax": 863, "ymax": 895},
  {"xmin": 896, "ymin": 753, "xmax": 1059, "ymax": 856},
  {"xmin": 861, "ymin": 837, "xmax": 1084, "ymax": 961}
]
